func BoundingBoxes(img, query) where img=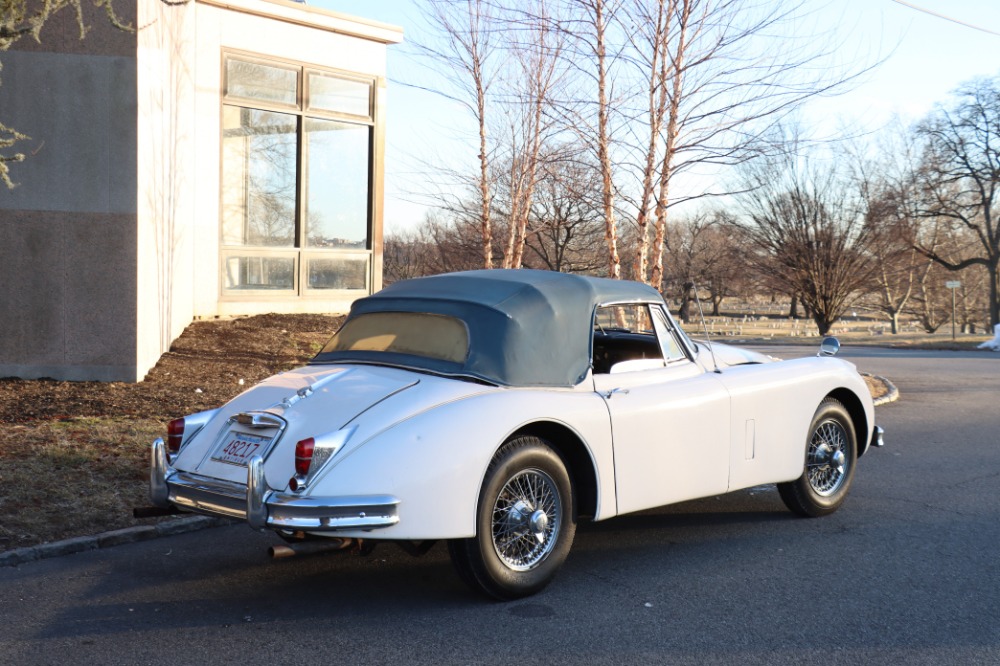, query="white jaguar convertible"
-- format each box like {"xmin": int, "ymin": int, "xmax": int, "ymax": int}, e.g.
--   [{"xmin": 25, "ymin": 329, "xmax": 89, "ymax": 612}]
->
[{"xmin": 146, "ymin": 269, "xmax": 883, "ymax": 599}]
